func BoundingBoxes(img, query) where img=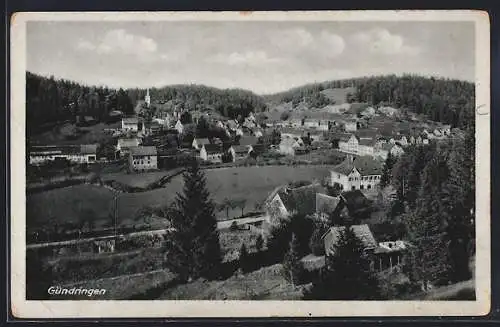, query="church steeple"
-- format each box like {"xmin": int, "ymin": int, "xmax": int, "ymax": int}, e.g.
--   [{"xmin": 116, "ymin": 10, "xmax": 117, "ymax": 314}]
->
[{"xmin": 145, "ymin": 88, "xmax": 151, "ymax": 108}]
